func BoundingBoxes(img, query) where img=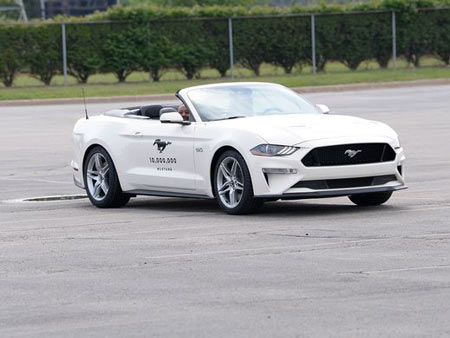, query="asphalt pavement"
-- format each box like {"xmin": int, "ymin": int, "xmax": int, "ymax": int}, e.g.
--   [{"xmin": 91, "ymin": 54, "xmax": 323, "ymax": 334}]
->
[{"xmin": 0, "ymin": 85, "xmax": 449, "ymax": 338}]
